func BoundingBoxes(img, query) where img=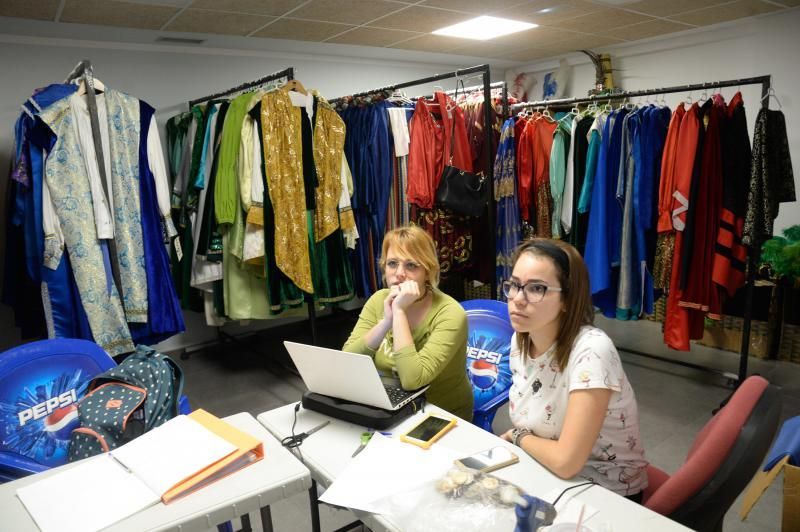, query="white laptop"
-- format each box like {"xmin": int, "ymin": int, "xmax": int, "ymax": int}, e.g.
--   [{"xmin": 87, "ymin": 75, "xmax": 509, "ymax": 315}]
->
[{"xmin": 284, "ymin": 341, "xmax": 429, "ymax": 411}]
